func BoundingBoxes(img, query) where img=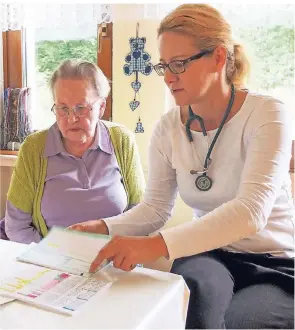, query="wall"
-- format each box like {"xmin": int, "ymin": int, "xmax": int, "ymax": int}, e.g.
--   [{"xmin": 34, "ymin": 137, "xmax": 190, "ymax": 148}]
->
[
  {"xmin": 112, "ymin": 5, "xmax": 192, "ymax": 229},
  {"xmin": 0, "ymin": 7, "xmax": 193, "ymax": 226},
  {"xmin": 0, "ymin": 32, "xmax": 3, "ymax": 122},
  {"xmin": 0, "ymin": 34, "xmax": 18, "ymax": 218},
  {"xmin": 0, "ymin": 166, "xmax": 13, "ymax": 218},
  {"xmin": 0, "ymin": 32, "xmax": 9, "ymax": 219}
]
